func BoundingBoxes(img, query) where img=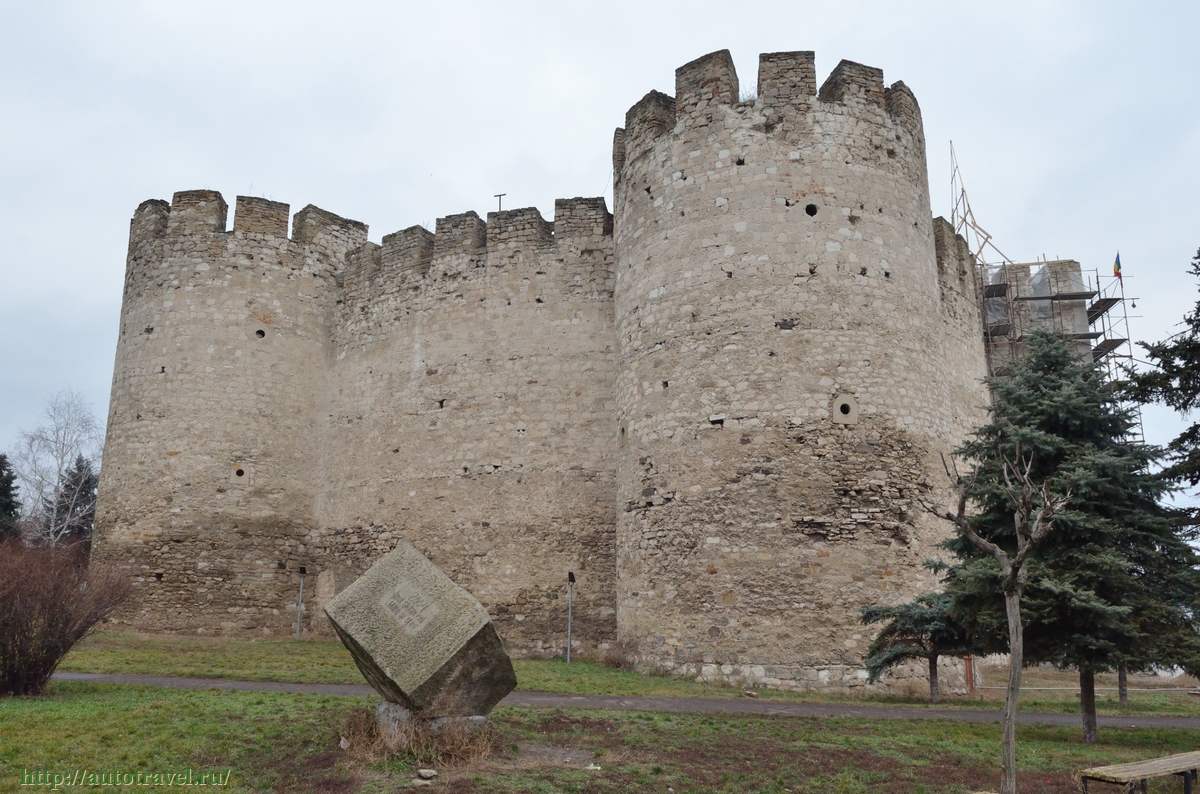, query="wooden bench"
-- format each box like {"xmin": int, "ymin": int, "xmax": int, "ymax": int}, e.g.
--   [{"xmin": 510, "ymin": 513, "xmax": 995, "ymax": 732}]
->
[{"xmin": 1081, "ymin": 751, "xmax": 1200, "ymax": 794}]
